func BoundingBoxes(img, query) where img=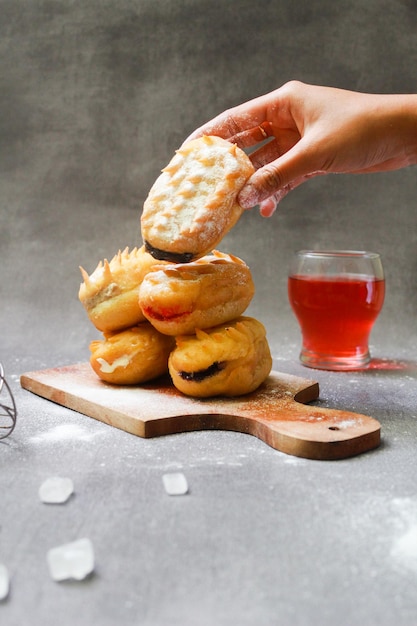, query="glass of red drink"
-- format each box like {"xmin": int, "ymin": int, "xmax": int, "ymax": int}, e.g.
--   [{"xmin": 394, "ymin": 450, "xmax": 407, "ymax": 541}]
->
[{"xmin": 288, "ymin": 250, "xmax": 385, "ymax": 370}]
